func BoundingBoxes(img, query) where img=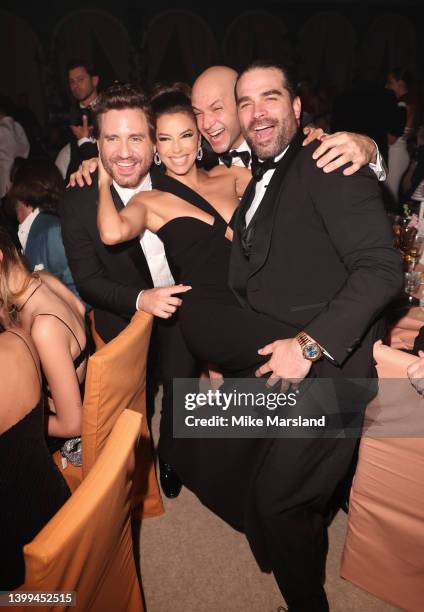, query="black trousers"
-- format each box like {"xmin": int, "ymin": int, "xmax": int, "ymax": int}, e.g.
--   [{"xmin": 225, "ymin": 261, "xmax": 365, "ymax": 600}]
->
[{"xmin": 154, "ymin": 316, "xmax": 200, "ymax": 464}]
